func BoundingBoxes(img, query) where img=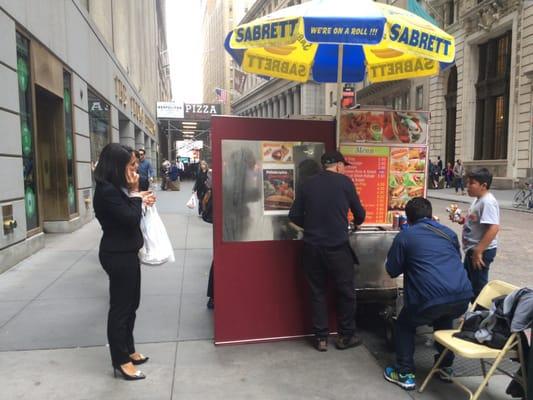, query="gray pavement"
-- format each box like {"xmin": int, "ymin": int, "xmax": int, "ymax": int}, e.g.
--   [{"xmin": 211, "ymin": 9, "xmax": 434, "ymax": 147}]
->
[{"xmin": 0, "ymin": 181, "xmax": 520, "ymax": 399}]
